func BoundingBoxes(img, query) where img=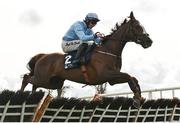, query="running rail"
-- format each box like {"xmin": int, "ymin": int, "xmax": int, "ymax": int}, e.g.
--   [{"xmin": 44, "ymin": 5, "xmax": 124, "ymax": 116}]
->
[{"xmin": 80, "ymin": 86, "xmax": 180, "ymax": 100}]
